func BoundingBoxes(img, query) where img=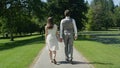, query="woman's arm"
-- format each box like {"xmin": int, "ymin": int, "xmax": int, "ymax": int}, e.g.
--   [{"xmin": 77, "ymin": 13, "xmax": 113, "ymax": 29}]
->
[
  {"xmin": 56, "ymin": 25, "xmax": 58, "ymax": 37},
  {"xmin": 56, "ymin": 25, "xmax": 59, "ymax": 41}
]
